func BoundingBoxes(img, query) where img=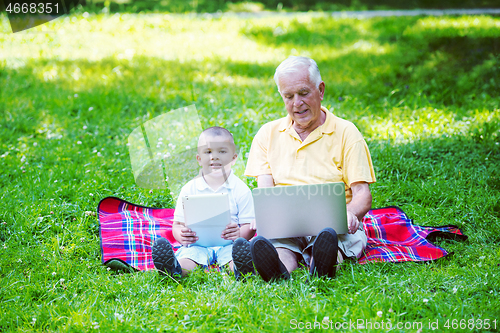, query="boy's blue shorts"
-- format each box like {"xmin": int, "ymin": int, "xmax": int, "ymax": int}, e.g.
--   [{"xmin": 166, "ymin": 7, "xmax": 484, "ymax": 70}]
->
[{"xmin": 175, "ymin": 243, "xmax": 233, "ymax": 267}]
